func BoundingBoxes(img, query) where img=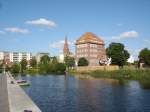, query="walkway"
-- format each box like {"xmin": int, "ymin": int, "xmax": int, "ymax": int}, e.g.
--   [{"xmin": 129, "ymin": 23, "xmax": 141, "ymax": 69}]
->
[
  {"xmin": 0, "ymin": 73, "xmax": 9, "ymax": 112},
  {"xmin": 7, "ymin": 73, "xmax": 41, "ymax": 112}
]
